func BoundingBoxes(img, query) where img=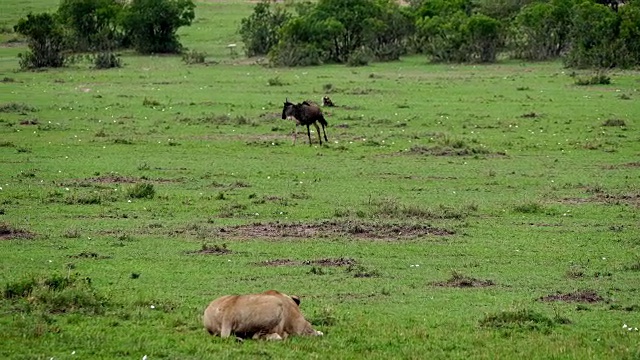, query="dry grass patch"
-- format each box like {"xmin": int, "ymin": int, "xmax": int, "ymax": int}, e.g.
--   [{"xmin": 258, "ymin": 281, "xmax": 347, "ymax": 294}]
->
[
  {"xmin": 187, "ymin": 243, "xmax": 233, "ymax": 255},
  {"xmin": 217, "ymin": 220, "xmax": 454, "ymax": 240},
  {"xmin": 433, "ymin": 271, "xmax": 495, "ymax": 288},
  {"xmin": 0, "ymin": 222, "xmax": 35, "ymax": 240},
  {"xmin": 259, "ymin": 257, "xmax": 357, "ymax": 267},
  {"xmin": 538, "ymin": 290, "xmax": 604, "ymax": 303}
]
